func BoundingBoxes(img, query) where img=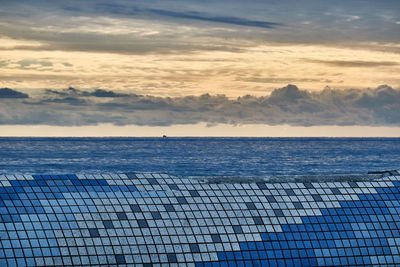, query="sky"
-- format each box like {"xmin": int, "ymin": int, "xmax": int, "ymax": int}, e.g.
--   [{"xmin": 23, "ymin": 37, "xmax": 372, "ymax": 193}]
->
[{"xmin": 0, "ymin": 0, "xmax": 400, "ymax": 136}]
